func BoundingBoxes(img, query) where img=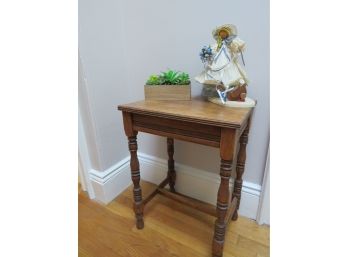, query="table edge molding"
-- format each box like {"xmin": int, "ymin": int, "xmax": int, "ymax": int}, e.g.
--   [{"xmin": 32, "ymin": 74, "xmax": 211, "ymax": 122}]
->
[{"xmin": 118, "ymin": 106, "xmax": 251, "ymax": 129}]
